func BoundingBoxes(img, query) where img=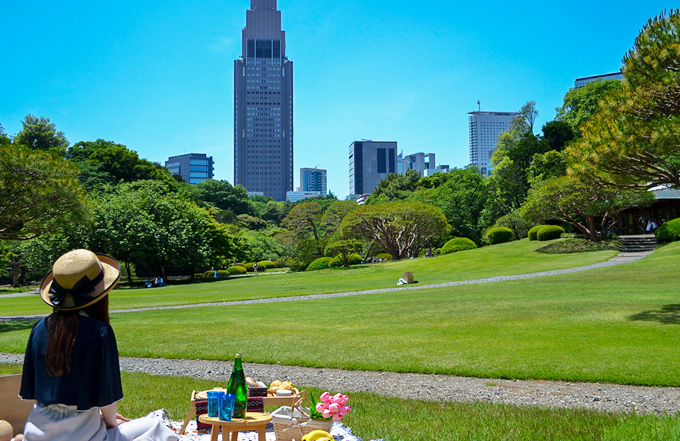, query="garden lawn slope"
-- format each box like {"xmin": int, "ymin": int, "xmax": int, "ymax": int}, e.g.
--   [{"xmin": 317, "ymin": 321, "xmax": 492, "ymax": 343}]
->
[{"xmin": 0, "ymin": 240, "xmax": 616, "ymax": 316}]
